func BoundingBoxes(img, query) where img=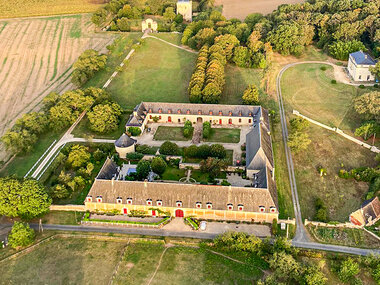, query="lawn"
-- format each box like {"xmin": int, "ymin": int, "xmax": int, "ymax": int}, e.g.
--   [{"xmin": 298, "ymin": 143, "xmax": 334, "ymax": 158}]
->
[
  {"xmin": 161, "ymin": 166, "xmax": 186, "ymax": 181},
  {"xmin": 114, "ymin": 242, "xmax": 263, "ymax": 284},
  {"xmin": 31, "ymin": 210, "xmax": 84, "ymax": 225},
  {"xmin": 0, "ymin": 0, "xmax": 104, "ymax": 18},
  {"xmin": 0, "ymin": 131, "xmax": 61, "ymax": 178},
  {"xmin": 203, "ymin": 128, "xmax": 241, "ymax": 143},
  {"xmin": 107, "ymin": 35, "xmax": 197, "ymax": 110},
  {"xmin": 72, "ymin": 112, "xmax": 130, "ymax": 139},
  {"xmin": 154, "ymin": 126, "xmax": 190, "ymax": 141},
  {"xmin": 84, "ymin": 33, "xmax": 142, "ymax": 89},
  {"xmin": 0, "ymin": 237, "xmax": 126, "ymax": 284},
  {"xmin": 281, "ymin": 63, "xmax": 370, "ymax": 133}
]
